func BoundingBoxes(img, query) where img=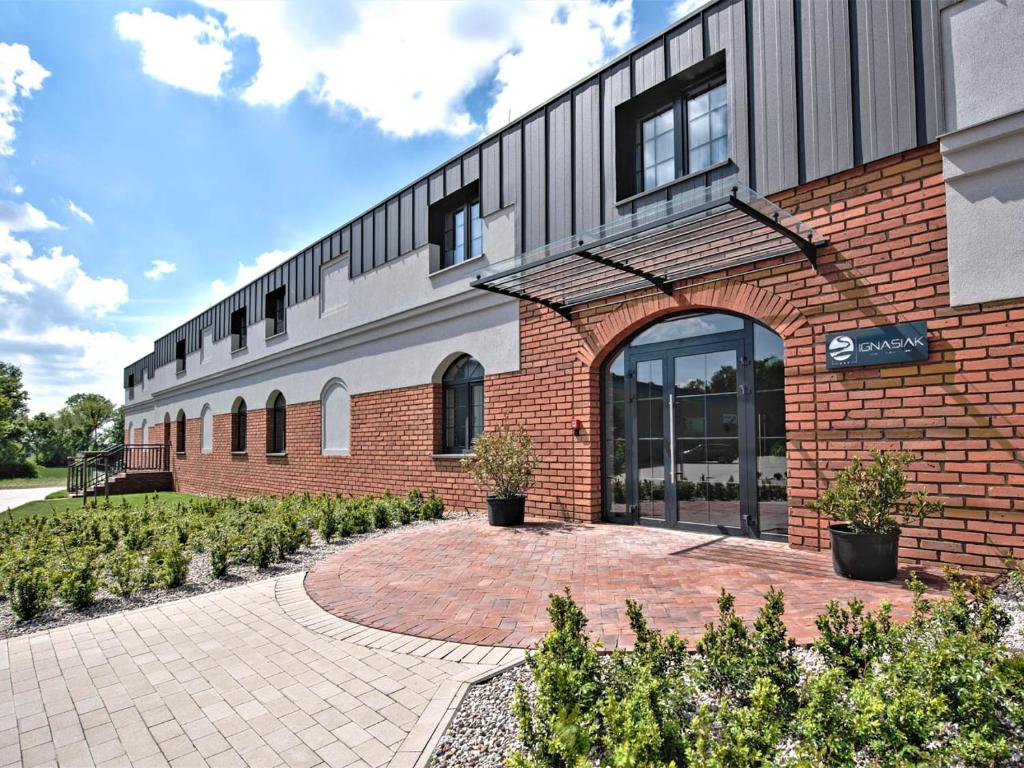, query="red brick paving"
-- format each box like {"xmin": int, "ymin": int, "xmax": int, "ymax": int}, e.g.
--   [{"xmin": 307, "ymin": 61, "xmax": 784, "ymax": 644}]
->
[{"xmin": 304, "ymin": 518, "xmax": 947, "ymax": 650}]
